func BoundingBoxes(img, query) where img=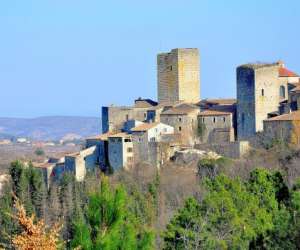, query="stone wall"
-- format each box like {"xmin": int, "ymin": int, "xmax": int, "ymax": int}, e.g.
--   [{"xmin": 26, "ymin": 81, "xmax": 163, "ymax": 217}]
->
[
  {"xmin": 264, "ymin": 120, "xmax": 300, "ymax": 144},
  {"xmin": 157, "ymin": 48, "xmax": 200, "ymax": 103},
  {"xmin": 237, "ymin": 63, "xmax": 298, "ymax": 140},
  {"xmin": 198, "ymin": 114, "xmax": 234, "ymax": 143},
  {"xmin": 108, "ymin": 136, "xmax": 133, "ymax": 171},
  {"xmin": 237, "ymin": 67, "xmax": 256, "ymax": 140},
  {"xmin": 160, "ymin": 112, "xmax": 198, "ymax": 146},
  {"xmin": 195, "ymin": 141, "xmax": 251, "ymax": 159},
  {"xmin": 102, "ymin": 106, "xmax": 151, "ymax": 133},
  {"xmin": 65, "ymin": 146, "xmax": 97, "ymax": 181},
  {"xmin": 255, "ymin": 65, "xmax": 283, "ymax": 132}
]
